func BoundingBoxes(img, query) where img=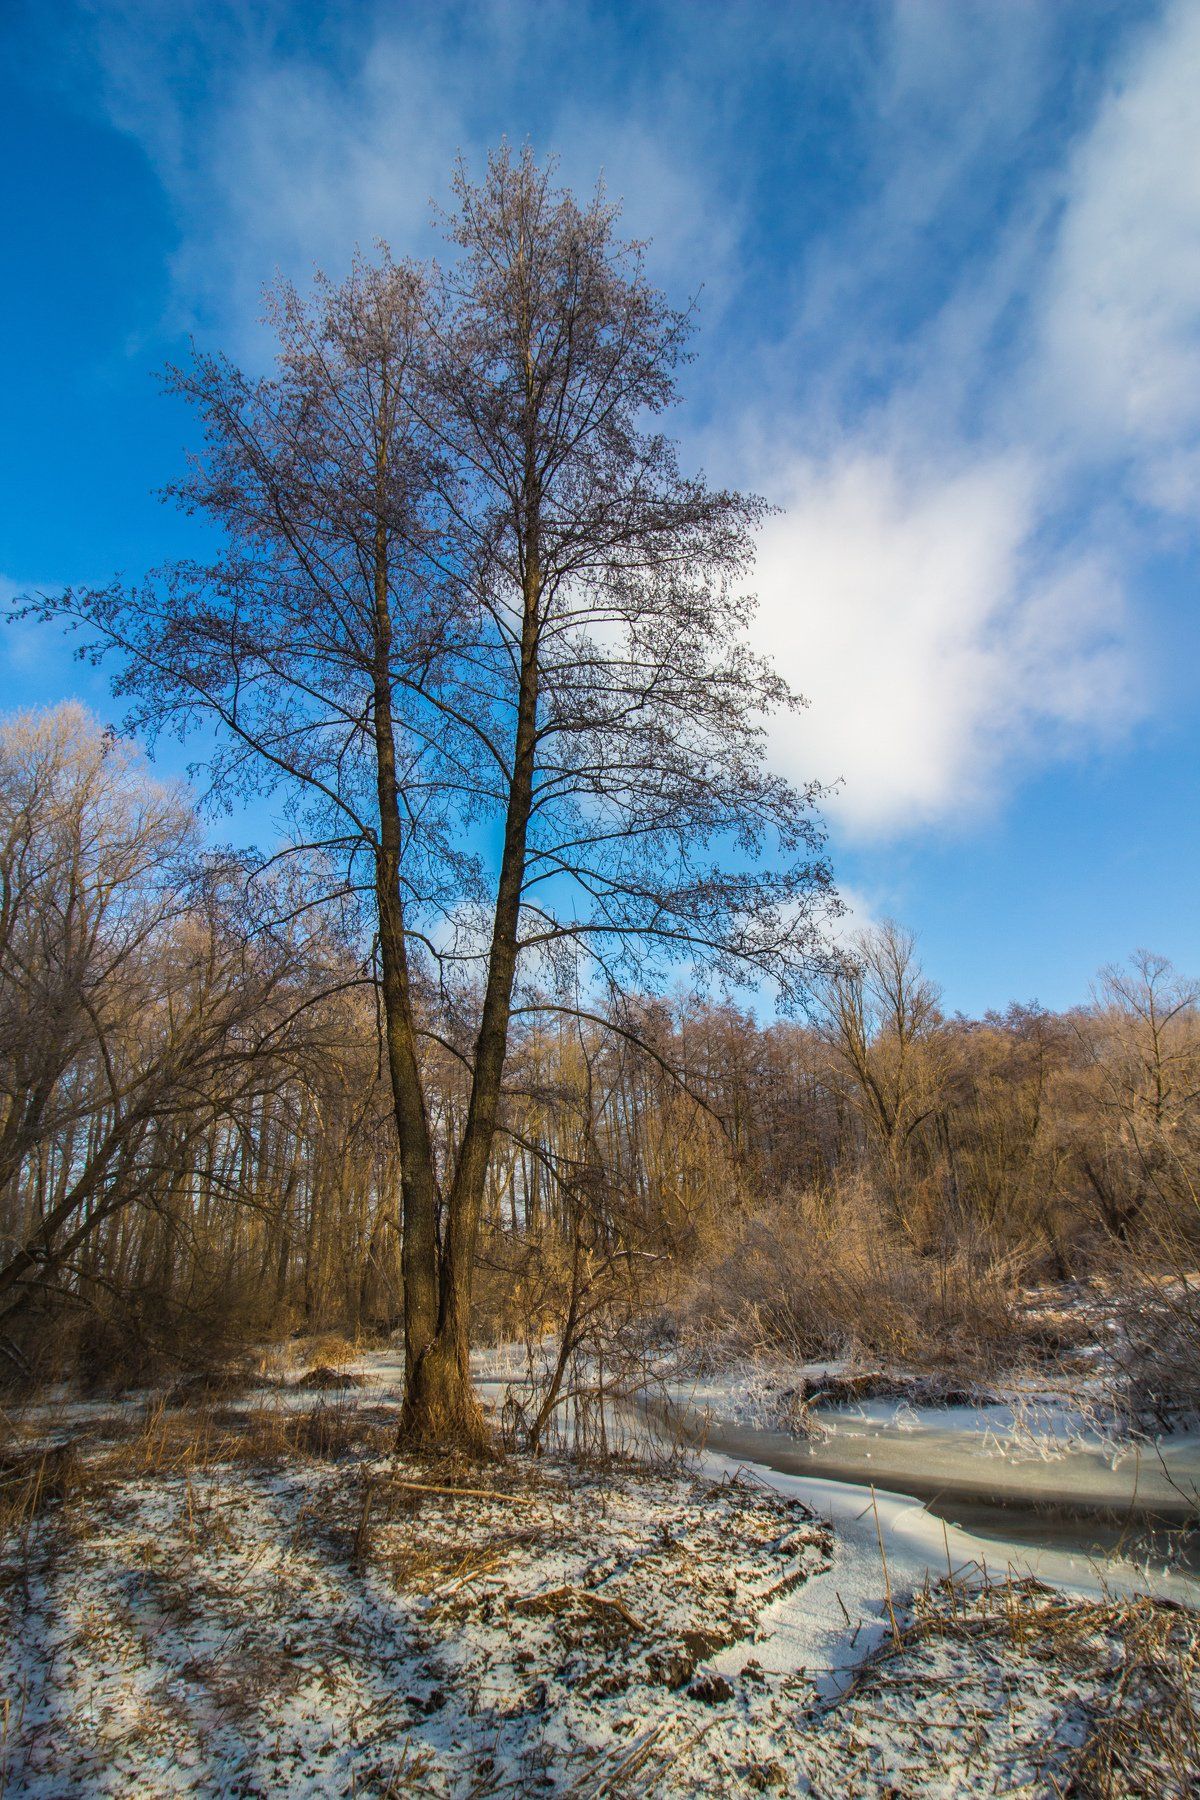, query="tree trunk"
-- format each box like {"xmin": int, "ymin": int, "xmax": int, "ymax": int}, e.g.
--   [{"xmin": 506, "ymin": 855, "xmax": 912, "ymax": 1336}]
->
[
  {"xmin": 367, "ymin": 506, "xmax": 449, "ymax": 1424},
  {"xmin": 399, "ymin": 477, "xmax": 542, "ymax": 1452}
]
